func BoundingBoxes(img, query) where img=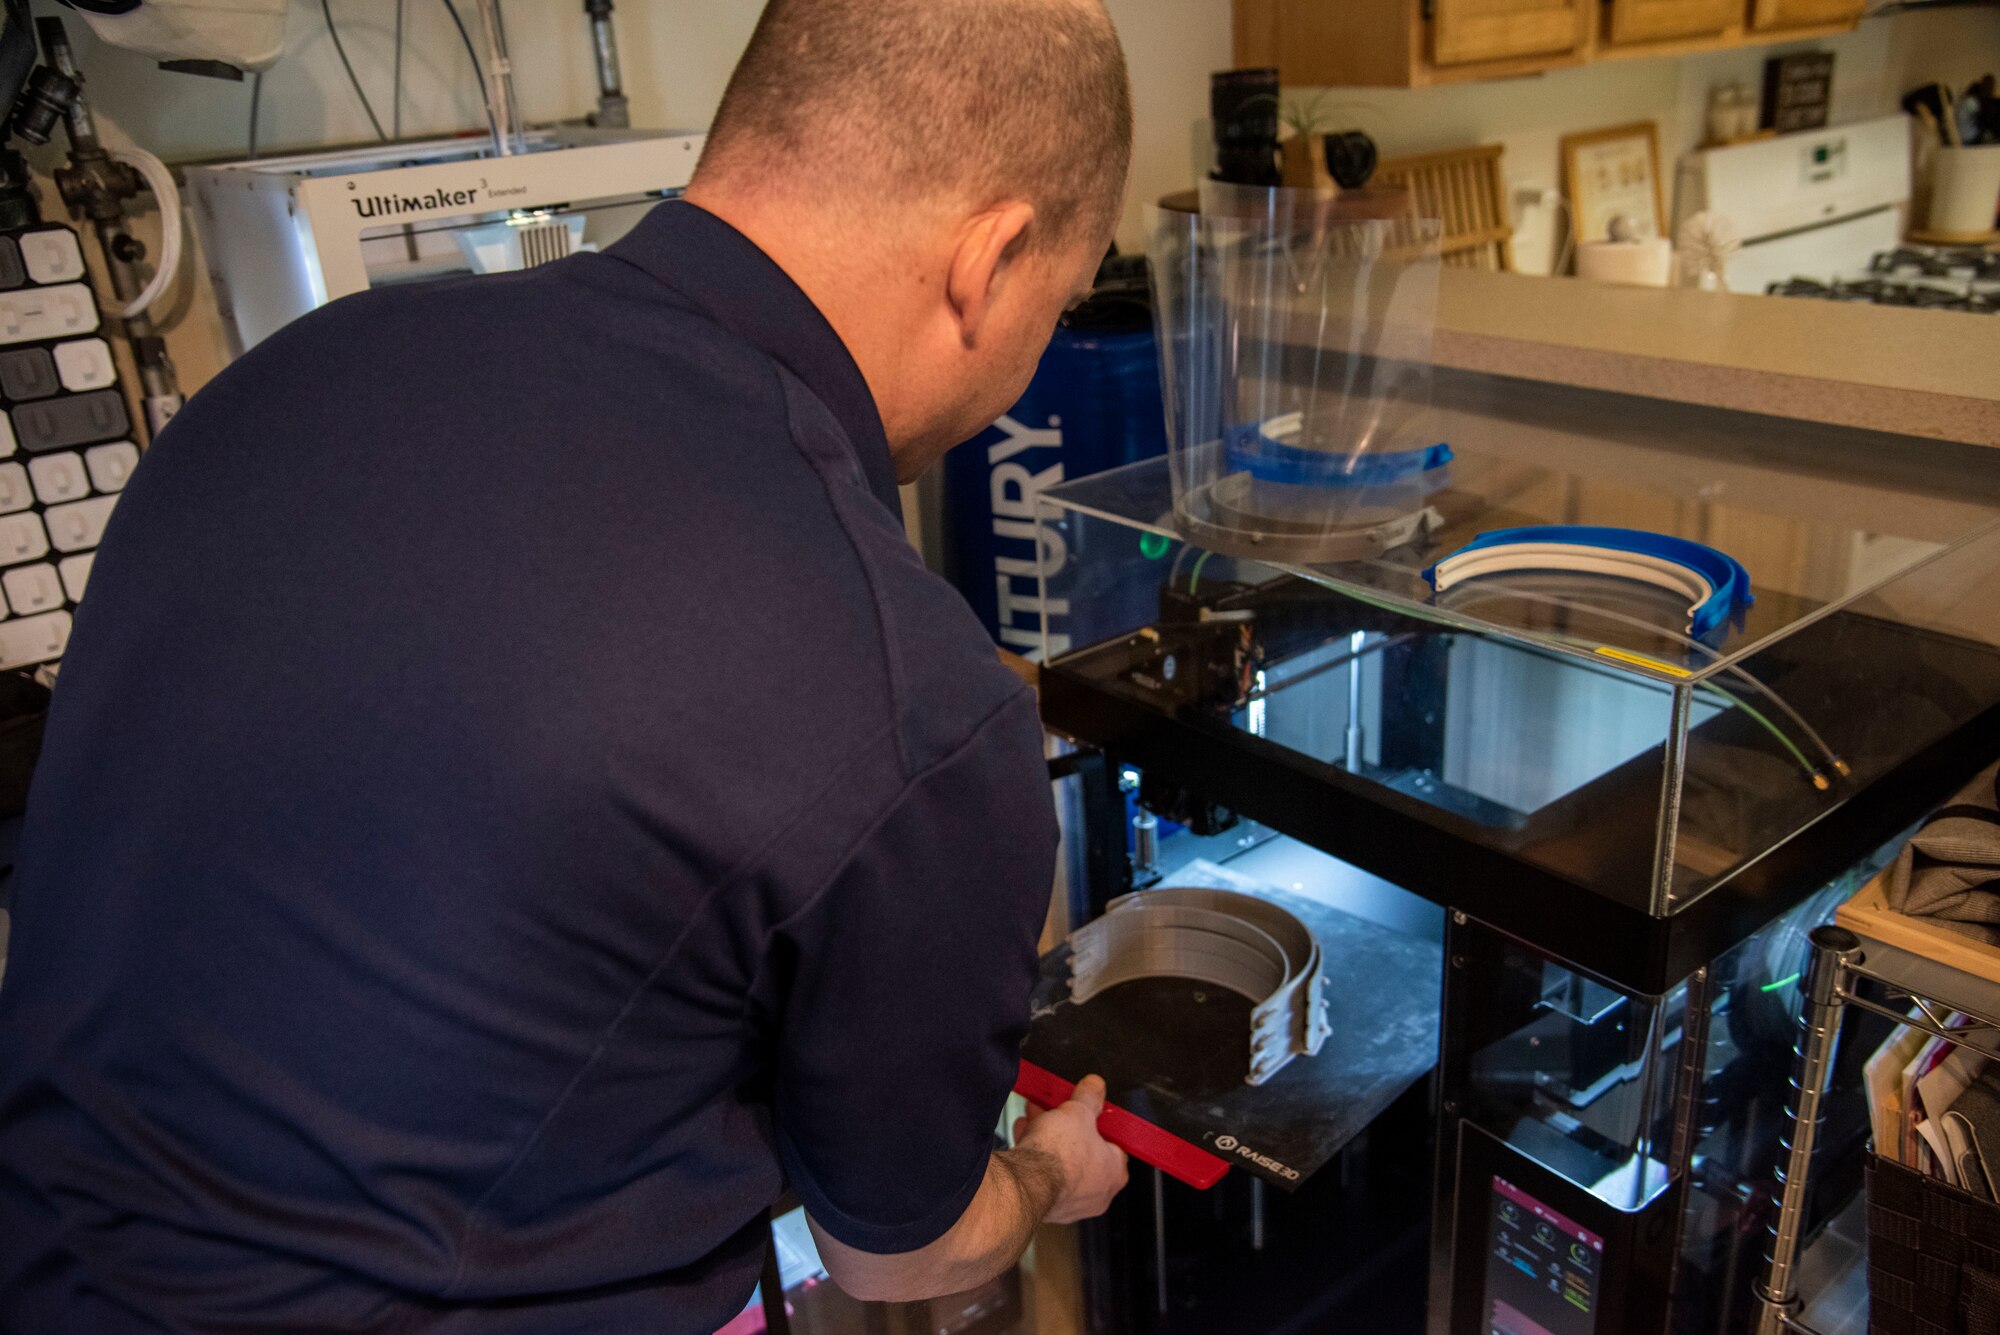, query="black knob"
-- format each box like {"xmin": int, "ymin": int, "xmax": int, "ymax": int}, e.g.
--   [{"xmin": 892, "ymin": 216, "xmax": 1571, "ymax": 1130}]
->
[{"xmin": 11, "ymin": 66, "xmax": 78, "ymax": 147}]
